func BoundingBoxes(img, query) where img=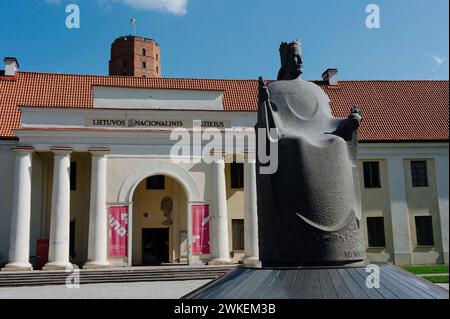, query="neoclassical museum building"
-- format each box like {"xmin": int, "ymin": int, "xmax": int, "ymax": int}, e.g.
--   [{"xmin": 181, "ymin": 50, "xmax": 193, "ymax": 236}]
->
[{"xmin": 0, "ymin": 36, "xmax": 448, "ymax": 271}]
